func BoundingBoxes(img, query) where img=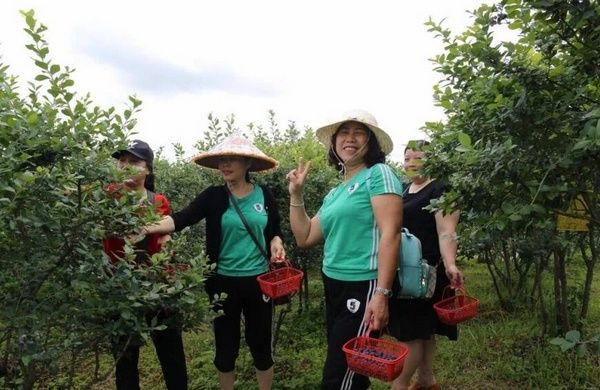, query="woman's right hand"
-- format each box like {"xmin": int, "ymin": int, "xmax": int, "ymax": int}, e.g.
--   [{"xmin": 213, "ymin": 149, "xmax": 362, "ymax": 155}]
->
[{"xmin": 286, "ymin": 157, "xmax": 311, "ymax": 196}]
